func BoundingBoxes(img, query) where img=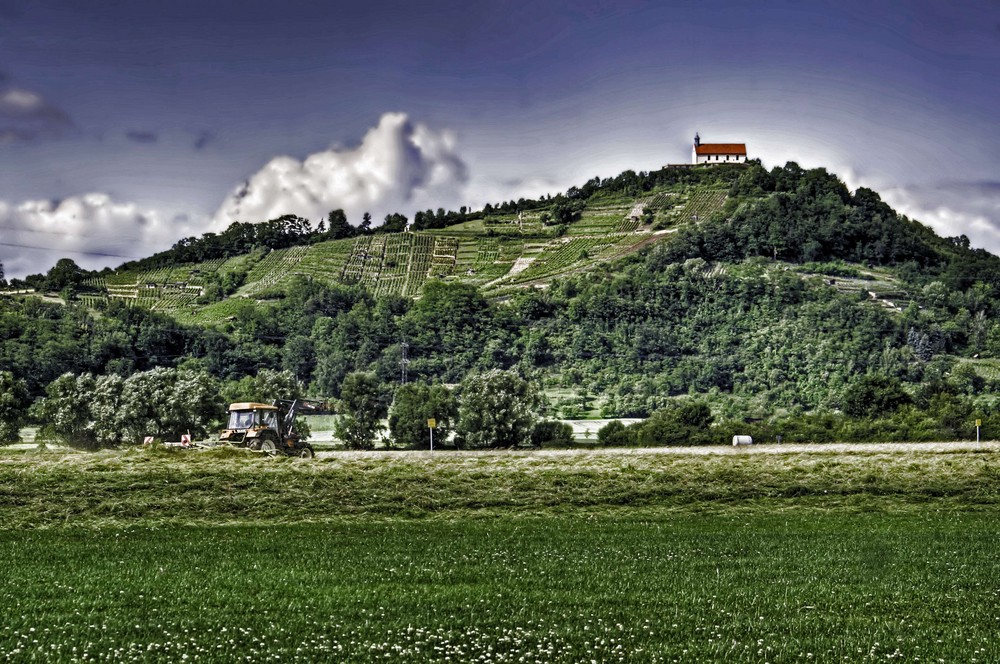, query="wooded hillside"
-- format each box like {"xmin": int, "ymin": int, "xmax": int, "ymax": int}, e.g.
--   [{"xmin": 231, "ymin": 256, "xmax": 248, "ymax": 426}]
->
[{"xmin": 3, "ymin": 161, "xmax": 1000, "ymax": 445}]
